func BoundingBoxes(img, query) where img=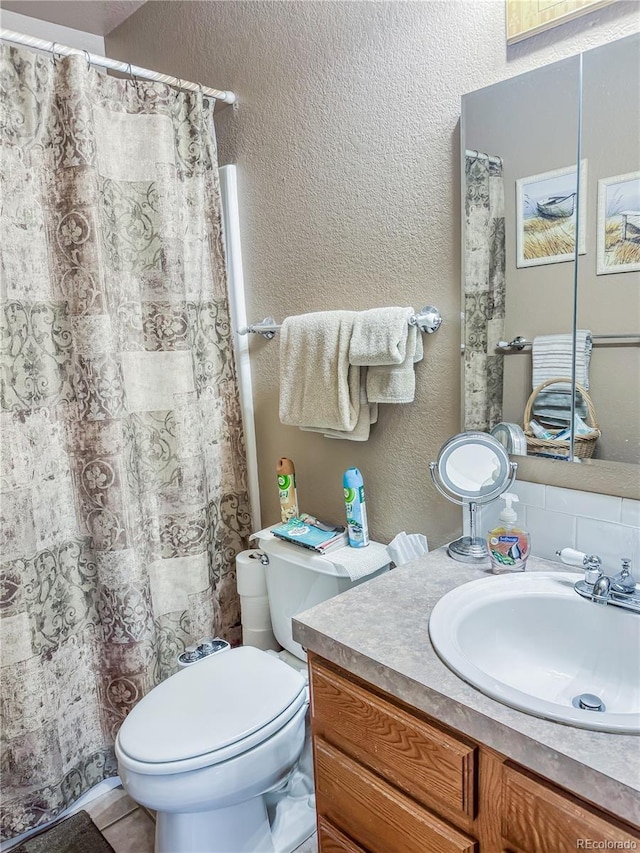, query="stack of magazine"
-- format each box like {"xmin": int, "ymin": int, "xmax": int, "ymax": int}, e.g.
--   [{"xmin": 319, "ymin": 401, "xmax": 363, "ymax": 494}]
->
[{"xmin": 270, "ymin": 516, "xmax": 348, "ymax": 553}]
